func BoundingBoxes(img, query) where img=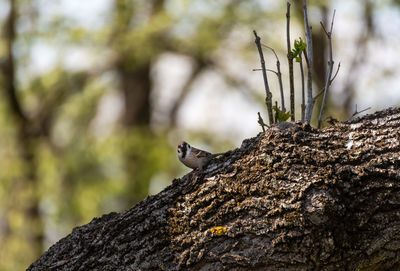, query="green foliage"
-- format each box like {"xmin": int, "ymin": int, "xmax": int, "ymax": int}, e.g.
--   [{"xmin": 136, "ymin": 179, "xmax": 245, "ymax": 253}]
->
[
  {"xmin": 273, "ymin": 106, "xmax": 292, "ymax": 122},
  {"xmin": 291, "ymin": 38, "xmax": 307, "ymax": 62}
]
